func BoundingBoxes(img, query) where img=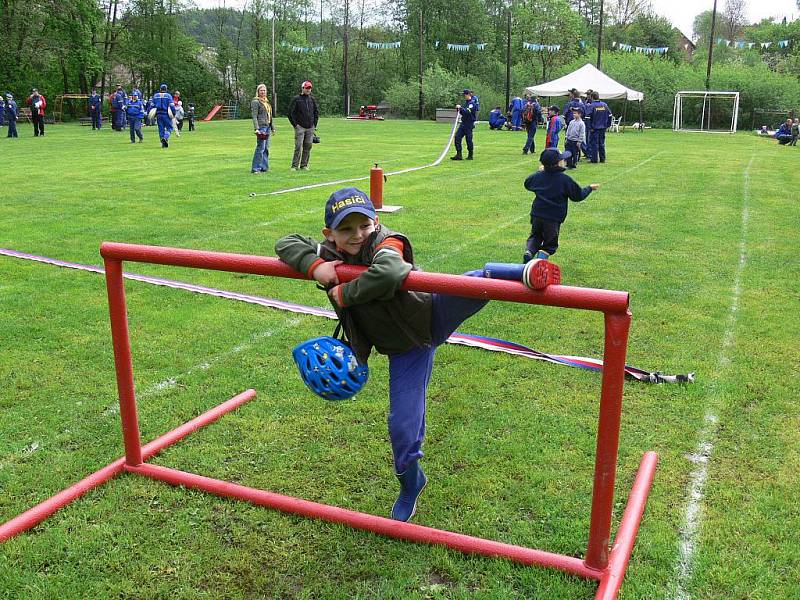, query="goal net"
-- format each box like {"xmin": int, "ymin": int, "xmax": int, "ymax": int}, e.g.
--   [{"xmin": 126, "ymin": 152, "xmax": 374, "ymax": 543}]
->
[{"xmin": 673, "ymin": 91, "xmax": 740, "ymax": 133}]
